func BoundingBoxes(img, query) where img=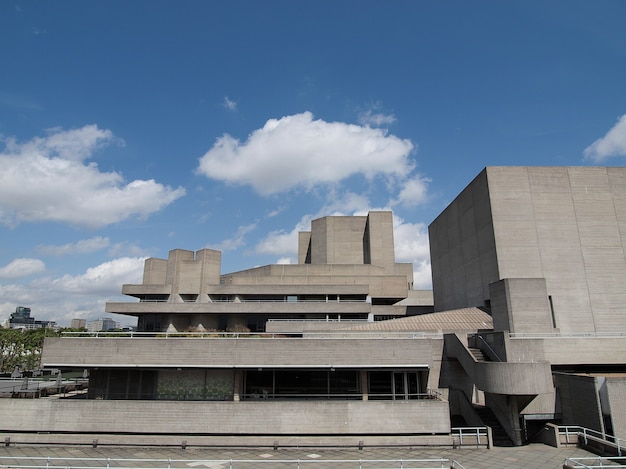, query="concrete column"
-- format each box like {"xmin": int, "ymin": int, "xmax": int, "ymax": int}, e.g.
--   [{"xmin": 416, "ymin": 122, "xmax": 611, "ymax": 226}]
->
[
  {"xmin": 233, "ymin": 370, "xmax": 243, "ymax": 402},
  {"xmin": 360, "ymin": 370, "xmax": 369, "ymax": 401}
]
